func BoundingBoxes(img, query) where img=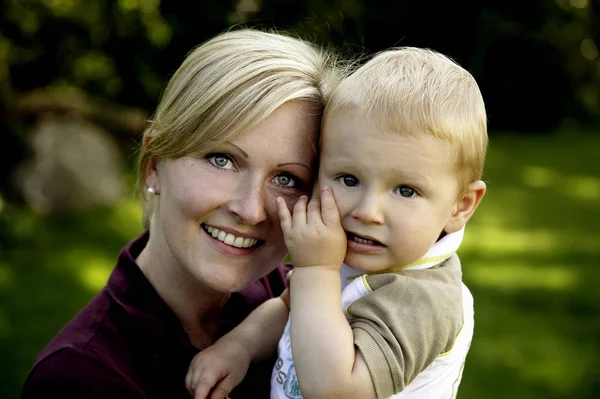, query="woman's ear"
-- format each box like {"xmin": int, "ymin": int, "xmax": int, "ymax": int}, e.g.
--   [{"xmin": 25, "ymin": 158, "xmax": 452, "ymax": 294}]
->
[
  {"xmin": 145, "ymin": 158, "xmax": 160, "ymax": 195},
  {"xmin": 444, "ymin": 180, "xmax": 486, "ymax": 234}
]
